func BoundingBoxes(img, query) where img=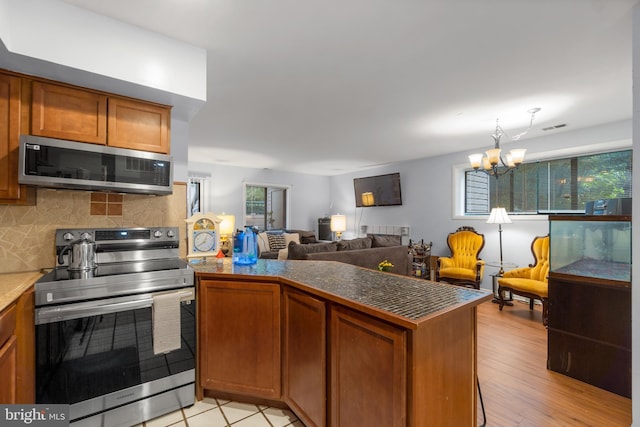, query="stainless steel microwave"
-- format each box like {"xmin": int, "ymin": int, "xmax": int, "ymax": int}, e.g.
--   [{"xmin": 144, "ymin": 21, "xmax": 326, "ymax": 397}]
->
[{"xmin": 18, "ymin": 135, "xmax": 173, "ymax": 195}]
